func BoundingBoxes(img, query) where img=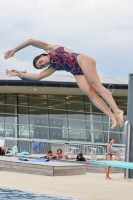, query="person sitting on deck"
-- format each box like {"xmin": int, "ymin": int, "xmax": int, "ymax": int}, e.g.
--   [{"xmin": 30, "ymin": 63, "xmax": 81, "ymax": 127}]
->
[
  {"xmin": 76, "ymin": 153, "xmax": 86, "ymax": 161},
  {"xmin": 0, "ymin": 147, "xmax": 5, "ymax": 156},
  {"xmin": 45, "ymin": 150, "xmax": 58, "ymax": 159},
  {"xmin": 57, "ymin": 148, "xmax": 68, "ymax": 159}
]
